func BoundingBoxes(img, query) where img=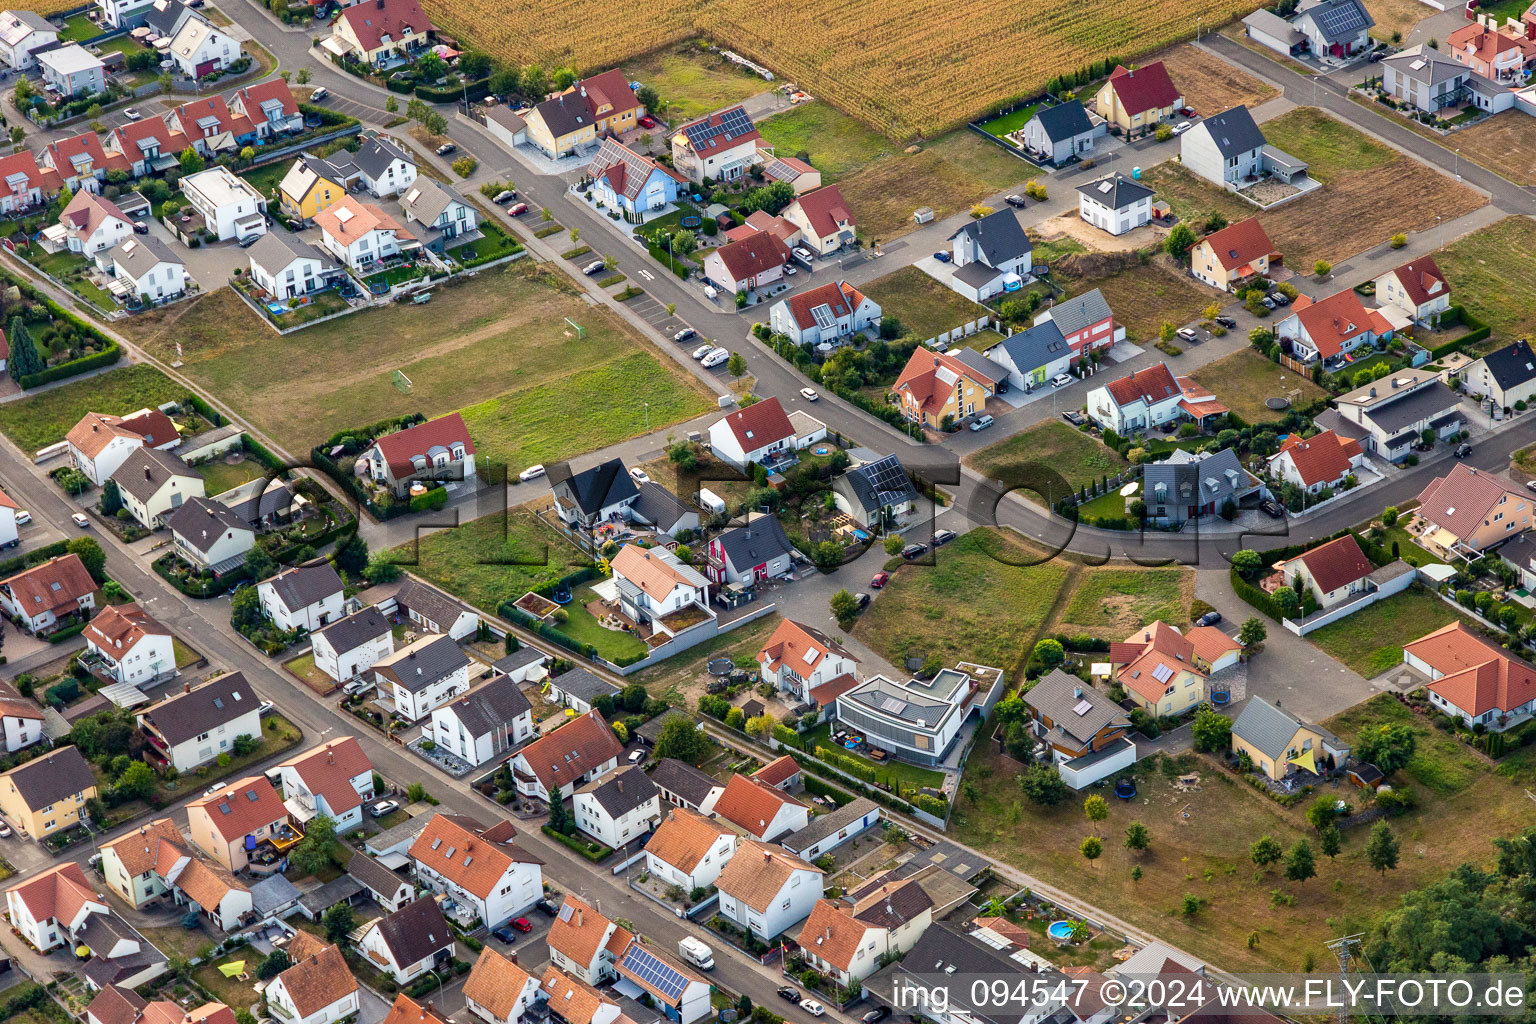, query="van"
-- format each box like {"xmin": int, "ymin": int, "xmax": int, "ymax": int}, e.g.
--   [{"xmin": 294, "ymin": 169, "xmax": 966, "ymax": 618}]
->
[
  {"xmin": 678, "ymin": 937, "xmax": 715, "ymax": 971},
  {"xmin": 969, "ymin": 414, "xmax": 995, "ymax": 432},
  {"xmin": 701, "ymin": 347, "xmax": 729, "ymax": 368}
]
